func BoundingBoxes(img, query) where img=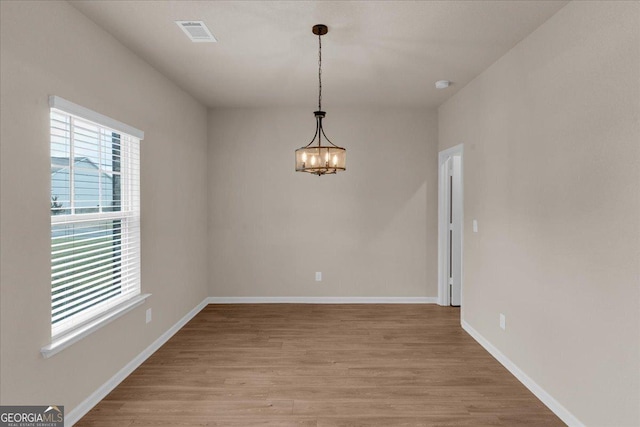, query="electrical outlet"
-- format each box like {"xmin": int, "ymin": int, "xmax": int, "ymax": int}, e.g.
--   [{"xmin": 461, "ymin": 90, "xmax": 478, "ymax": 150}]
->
[
  {"xmin": 473, "ymin": 219, "xmax": 478, "ymax": 233},
  {"xmin": 499, "ymin": 313, "xmax": 506, "ymax": 330},
  {"xmin": 315, "ymin": 272, "xmax": 322, "ymax": 282},
  {"xmin": 146, "ymin": 308, "xmax": 152, "ymax": 324}
]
